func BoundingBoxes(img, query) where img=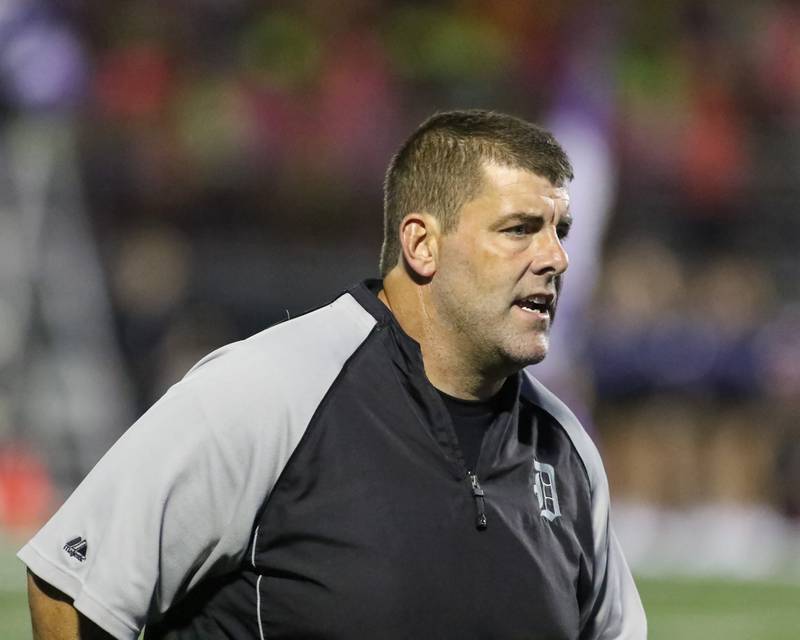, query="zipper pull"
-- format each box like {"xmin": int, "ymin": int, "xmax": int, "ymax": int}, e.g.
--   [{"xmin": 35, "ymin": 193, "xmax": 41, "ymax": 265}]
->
[{"xmin": 469, "ymin": 473, "xmax": 488, "ymax": 530}]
